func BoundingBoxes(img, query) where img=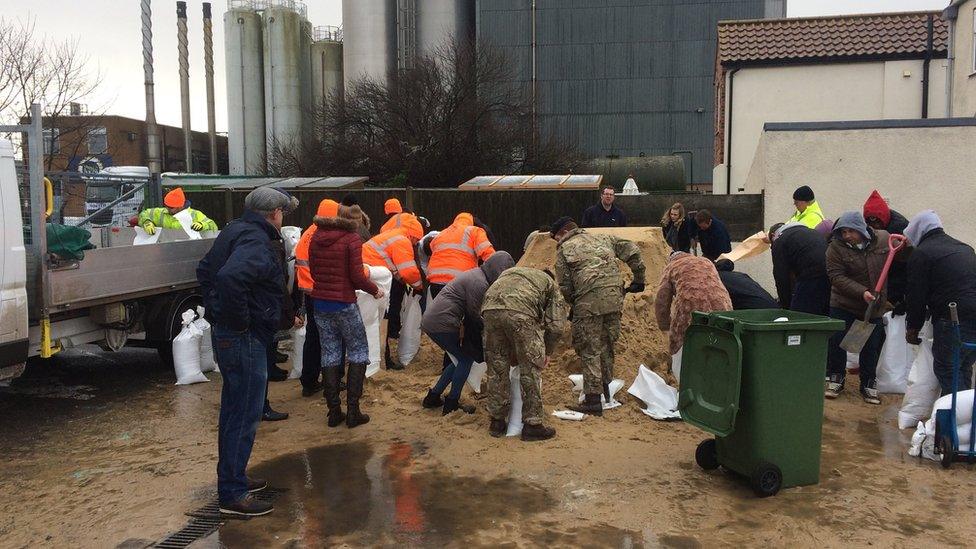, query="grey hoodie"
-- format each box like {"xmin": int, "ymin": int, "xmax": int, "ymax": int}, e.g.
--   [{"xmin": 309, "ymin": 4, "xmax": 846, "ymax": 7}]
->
[
  {"xmin": 421, "ymin": 251, "xmax": 516, "ymax": 334},
  {"xmin": 905, "ymin": 210, "xmax": 943, "ymax": 247},
  {"xmin": 832, "ymin": 211, "xmax": 871, "ymax": 246}
]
